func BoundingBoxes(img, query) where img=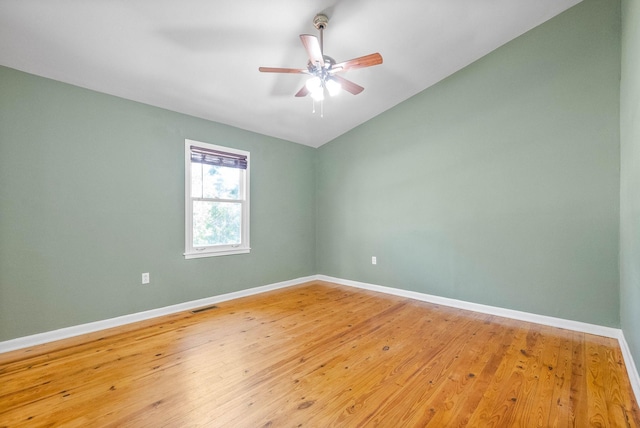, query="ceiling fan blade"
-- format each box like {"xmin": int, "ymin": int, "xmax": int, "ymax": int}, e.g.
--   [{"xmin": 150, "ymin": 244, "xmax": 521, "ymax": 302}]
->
[
  {"xmin": 300, "ymin": 34, "xmax": 324, "ymax": 67},
  {"xmin": 259, "ymin": 67, "xmax": 307, "ymax": 74},
  {"xmin": 332, "ymin": 75, "xmax": 364, "ymax": 95},
  {"xmin": 295, "ymin": 85, "xmax": 310, "ymax": 97},
  {"xmin": 332, "ymin": 53, "xmax": 383, "ymax": 73}
]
